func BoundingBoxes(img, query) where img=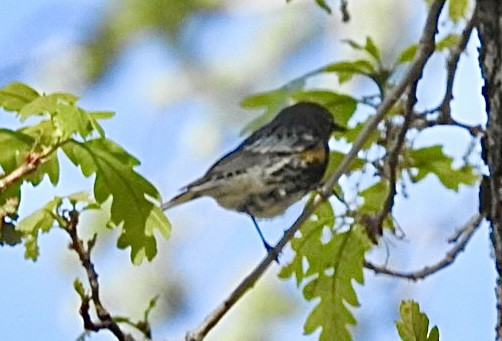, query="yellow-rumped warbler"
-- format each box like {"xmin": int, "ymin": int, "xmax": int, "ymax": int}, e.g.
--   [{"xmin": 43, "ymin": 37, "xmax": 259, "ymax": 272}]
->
[{"xmin": 163, "ymin": 102, "xmax": 344, "ymax": 255}]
